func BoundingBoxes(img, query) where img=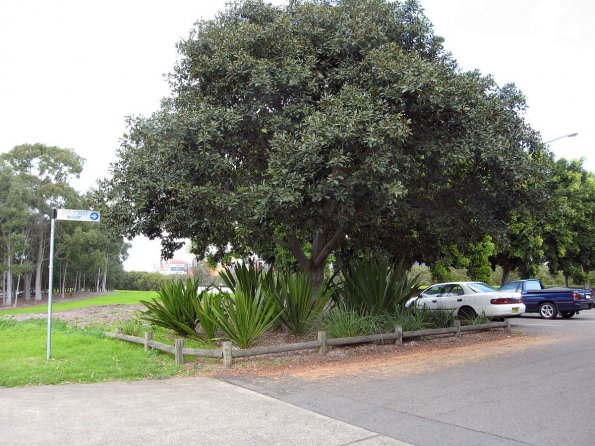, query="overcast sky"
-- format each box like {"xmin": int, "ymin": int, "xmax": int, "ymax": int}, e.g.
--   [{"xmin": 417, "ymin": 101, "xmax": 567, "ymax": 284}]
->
[{"xmin": 1, "ymin": 0, "xmax": 593, "ymax": 271}]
